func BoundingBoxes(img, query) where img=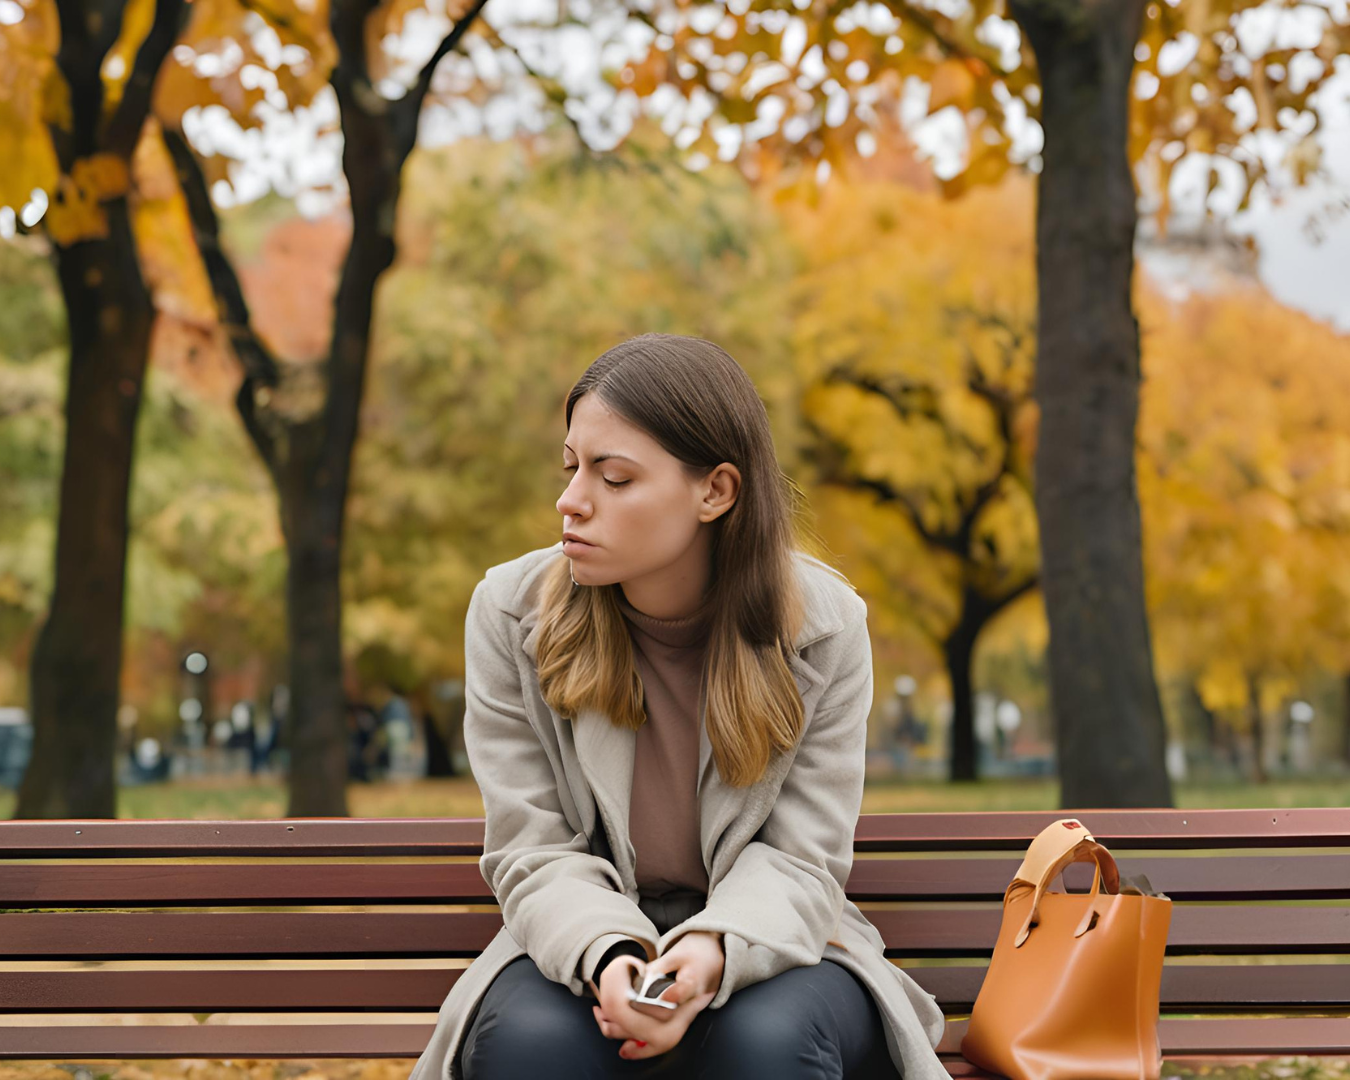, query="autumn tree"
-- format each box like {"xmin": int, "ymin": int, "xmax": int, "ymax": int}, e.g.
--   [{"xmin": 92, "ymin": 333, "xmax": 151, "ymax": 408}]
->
[
  {"xmin": 615, "ymin": 0, "xmax": 1348, "ymax": 806},
  {"xmin": 0, "ymin": 219, "xmax": 285, "ymax": 749},
  {"xmin": 165, "ymin": 0, "xmax": 498, "ymax": 815},
  {"xmin": 4, "ymin": 0, "xmax": 189, "ymax": 817},
  {"xmin": 1138, "ymin": 281, "xmax": 1350, "ymax": 782},
  {"xmin": 1, "ymin": 0, "xmax": 358, "ymax": 814},
  {"xmin": 784, "ymin": 172, "xmax": 1040, "ymax": 780}
]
